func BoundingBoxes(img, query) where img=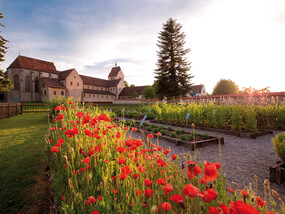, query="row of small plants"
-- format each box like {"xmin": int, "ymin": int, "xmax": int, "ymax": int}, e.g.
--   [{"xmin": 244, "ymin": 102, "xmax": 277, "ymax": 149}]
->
[
  {"xmin": 126, "ymin": 119, "xmax": 210, "ymax": 141},
  {"xmin": 121, "ymin": 102, "xmax": 285, "ymax": 132},
  {"xmin": 48, "ymin": 99, "xmax": 284, "ymax": 213}
]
